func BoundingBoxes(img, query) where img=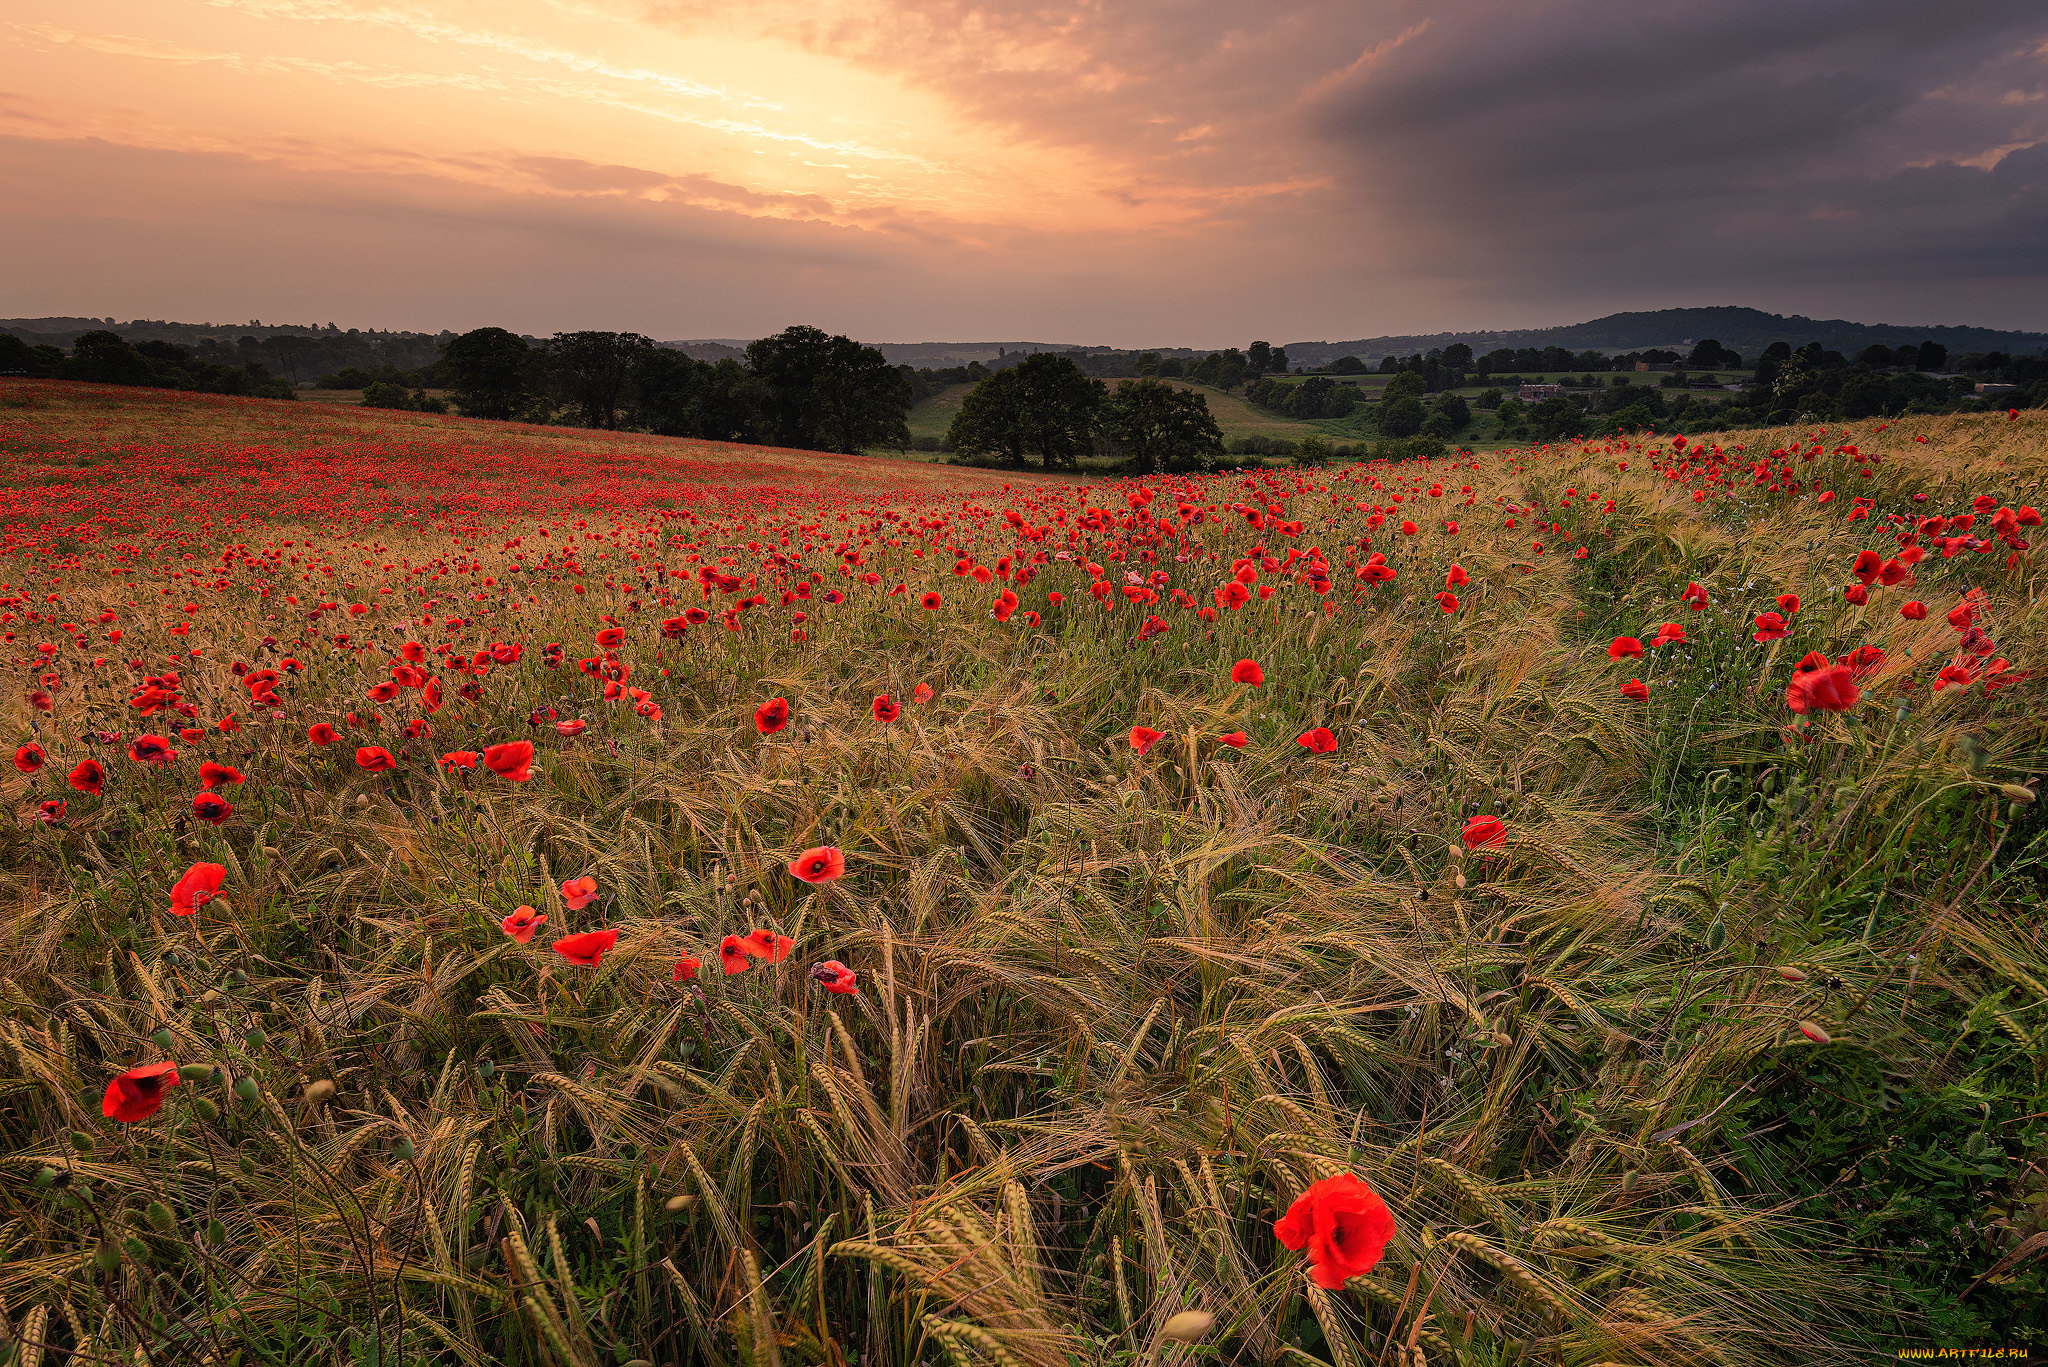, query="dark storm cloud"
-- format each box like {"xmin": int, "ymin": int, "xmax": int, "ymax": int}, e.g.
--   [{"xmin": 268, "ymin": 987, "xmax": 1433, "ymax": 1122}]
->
[{"xmin": 1304, "ymin": 0, "xmax": 2048, "ymax": 300}]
